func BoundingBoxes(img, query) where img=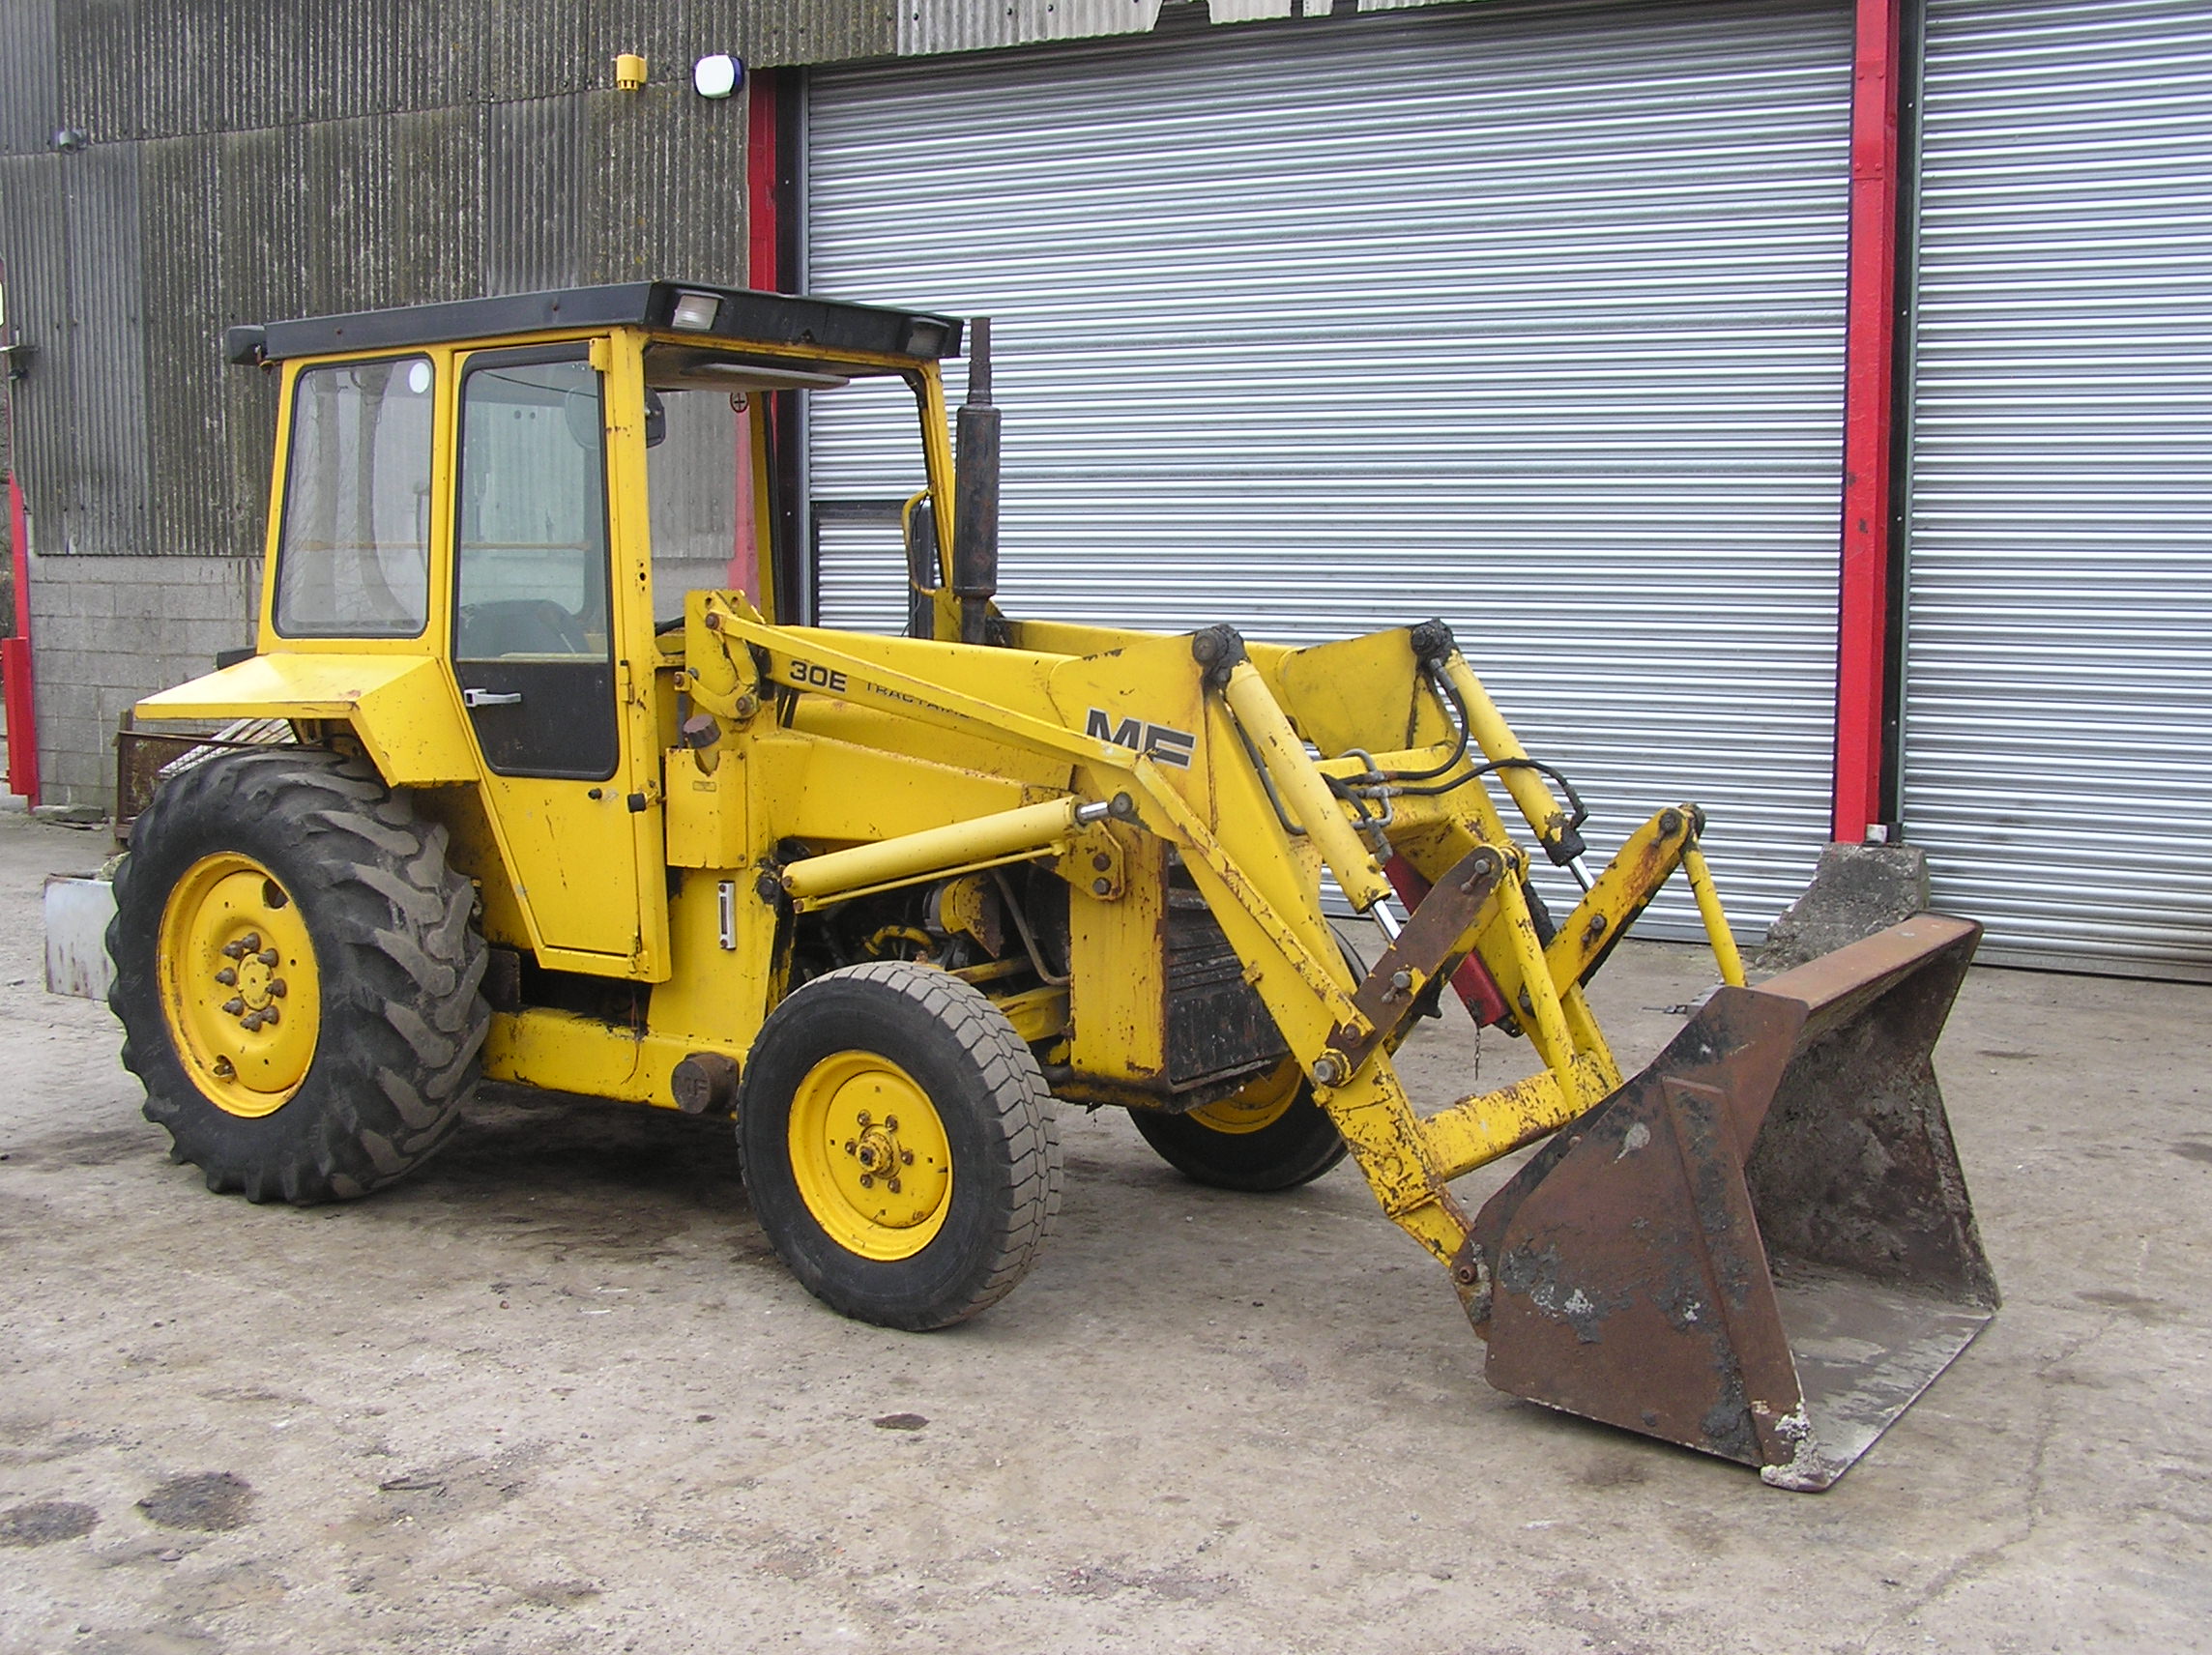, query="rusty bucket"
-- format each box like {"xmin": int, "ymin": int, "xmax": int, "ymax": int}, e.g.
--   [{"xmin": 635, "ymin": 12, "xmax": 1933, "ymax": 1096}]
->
[{"xmin": 1461, "ymin": 915, "xmax": 1997, "ymax": 1490}]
